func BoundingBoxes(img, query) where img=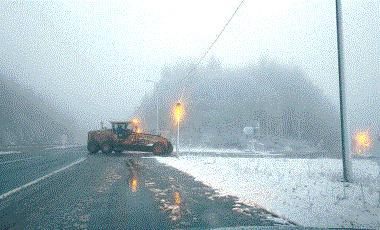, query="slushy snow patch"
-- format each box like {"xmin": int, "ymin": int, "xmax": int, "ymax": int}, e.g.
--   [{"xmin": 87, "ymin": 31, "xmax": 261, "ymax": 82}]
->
[
  {"xmin": 179, "ymin": 146, "xmax": 247, "ymax": 154},
  {"xmin": 0, "ymin": 151, "xmax": 21, "ymax": 155},
  {"xmin": 157, "ymin": 154, "xmax": 380, "ymax": 229},
  {"xmin": 44, "ymin": 144, "xmax": 82, "ymax": 150}
]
